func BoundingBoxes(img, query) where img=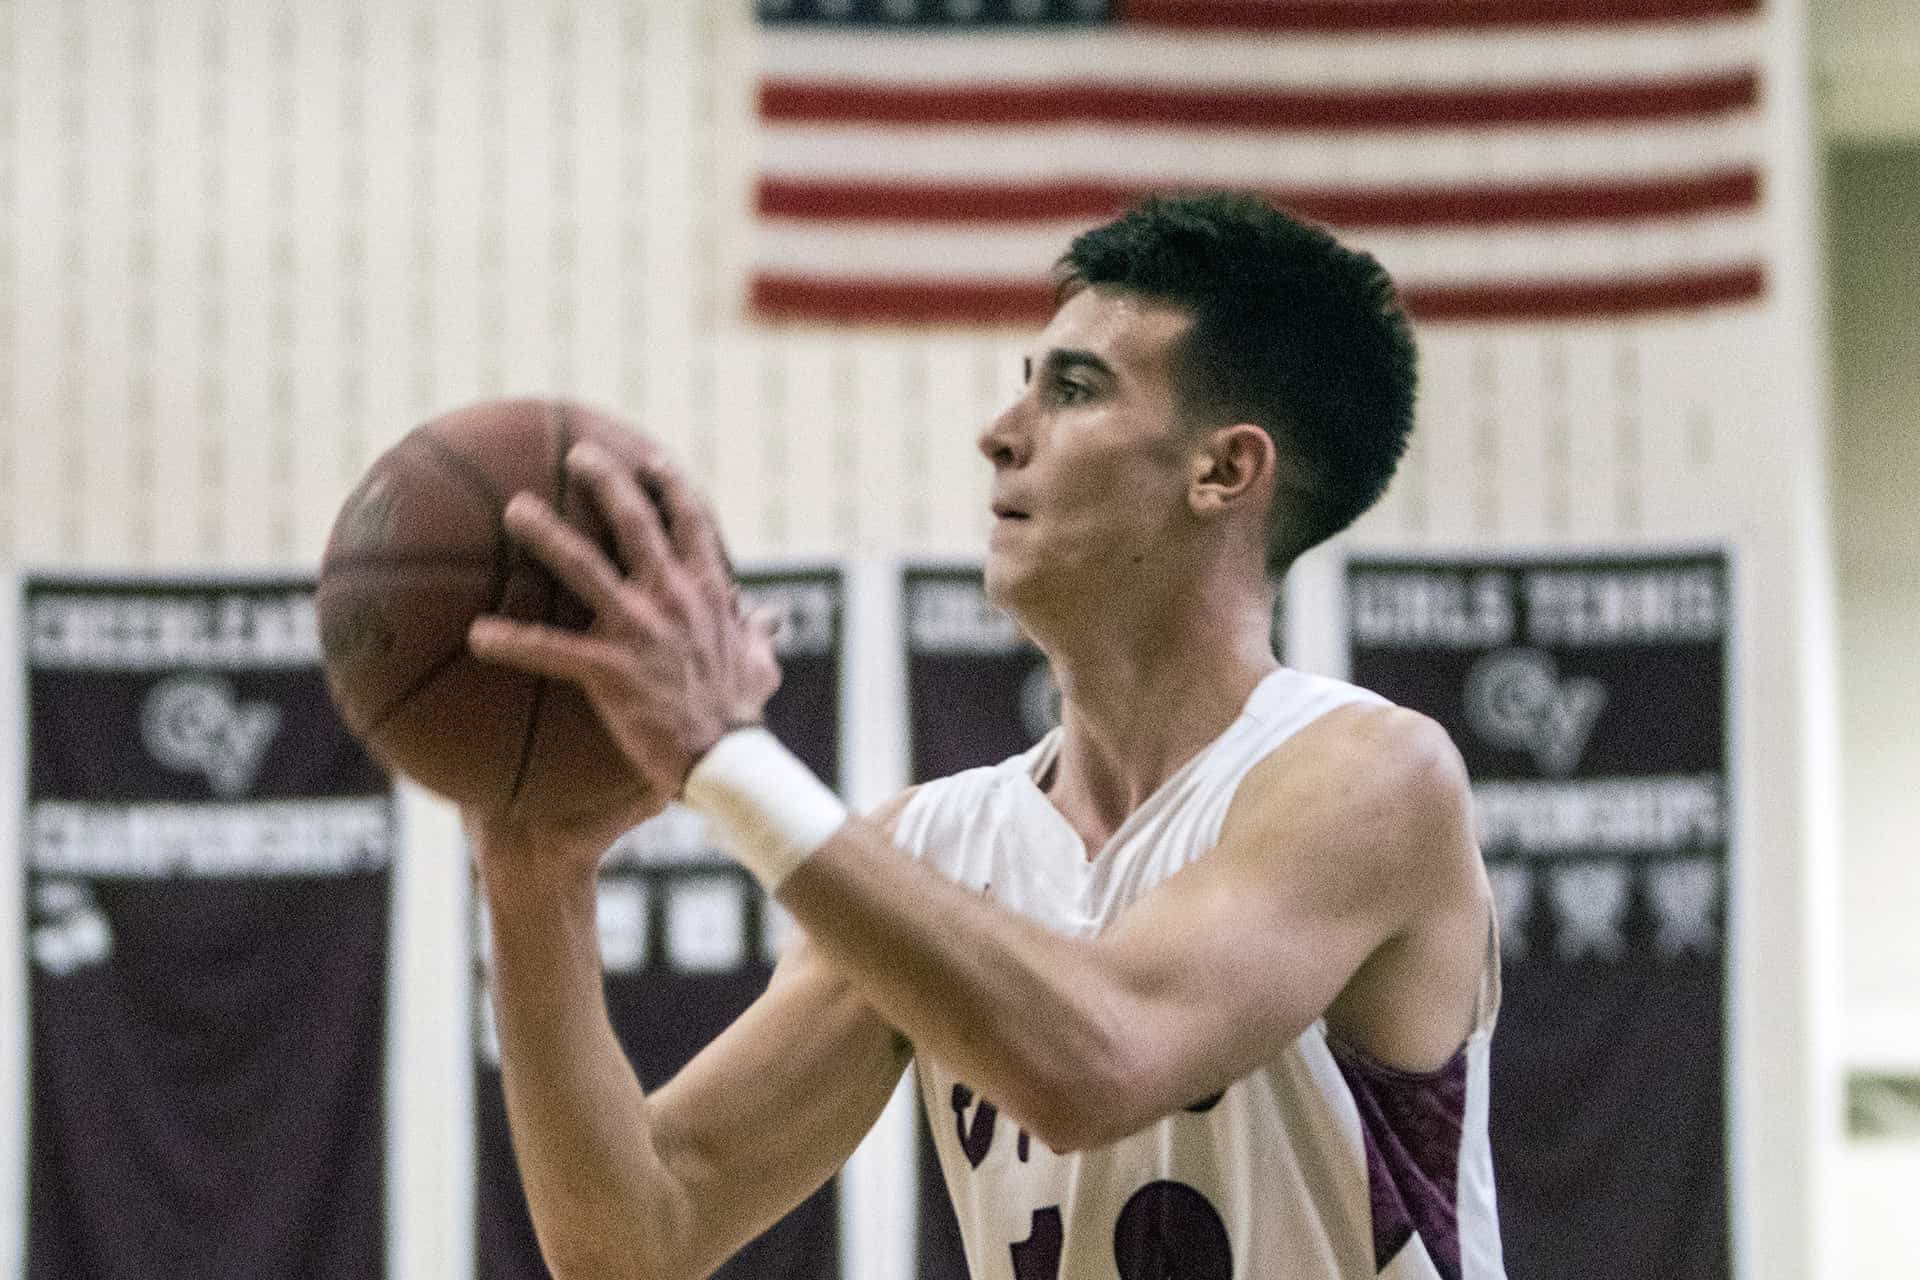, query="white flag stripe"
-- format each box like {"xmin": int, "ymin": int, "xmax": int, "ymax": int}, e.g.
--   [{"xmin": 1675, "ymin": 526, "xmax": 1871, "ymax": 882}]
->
[
  {"xmin": 761, "ymin": 20, "xmax": 1758, "ymax": 93},
  {"xmin": 759, "ymin": 117, "xmax": 1762, "ymax": 190},
  {"xmin": 755, "ymin": 209, "xmax": 1762, "ymax": 287}
]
